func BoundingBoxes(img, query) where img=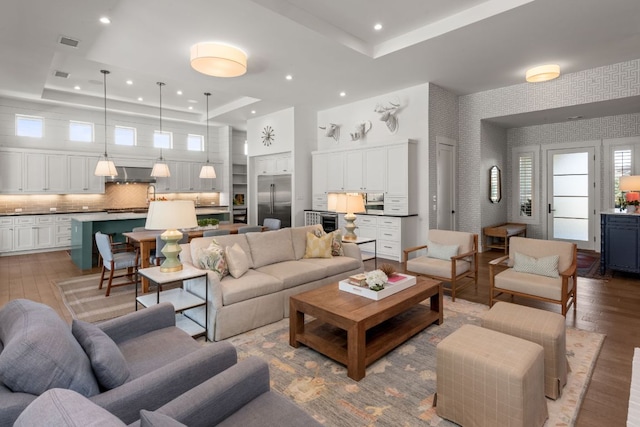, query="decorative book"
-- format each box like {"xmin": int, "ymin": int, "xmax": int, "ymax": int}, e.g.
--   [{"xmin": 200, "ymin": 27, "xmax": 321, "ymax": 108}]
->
[{"xmin": 339, "ymin": 273, "xmax": 417, "ymax": 300}]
